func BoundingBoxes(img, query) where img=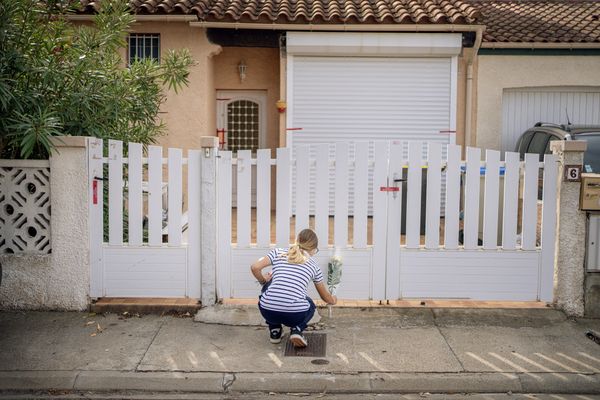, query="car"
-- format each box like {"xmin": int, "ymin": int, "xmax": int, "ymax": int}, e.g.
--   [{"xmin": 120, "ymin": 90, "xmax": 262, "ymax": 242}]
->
[{"xmin": 514, "ymin": 122, "xmax": 600, "ymax": 173}]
